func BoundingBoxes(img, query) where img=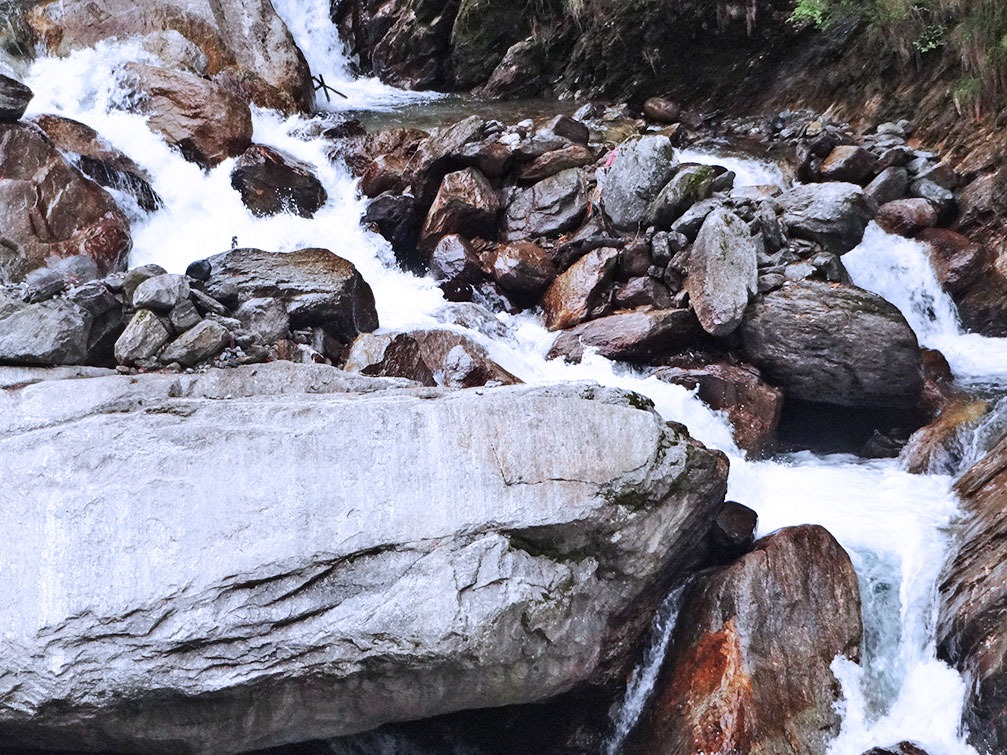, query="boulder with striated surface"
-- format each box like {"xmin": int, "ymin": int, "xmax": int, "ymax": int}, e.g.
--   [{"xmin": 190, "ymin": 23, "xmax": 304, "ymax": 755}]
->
[
  {"xmin": 686, "ymin": 208, "xmax": 758, "ymax": 337},
  {"xmin": 600, "ymin": 135, "xmax": 678, "ymax": 230},
  {"xmin": 0, "ymin": 365, "xmax": 728, "ymax": 754},
  {"xmin": 779, "ymin": 182, "xmax": 875, "ymax": 253}
]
